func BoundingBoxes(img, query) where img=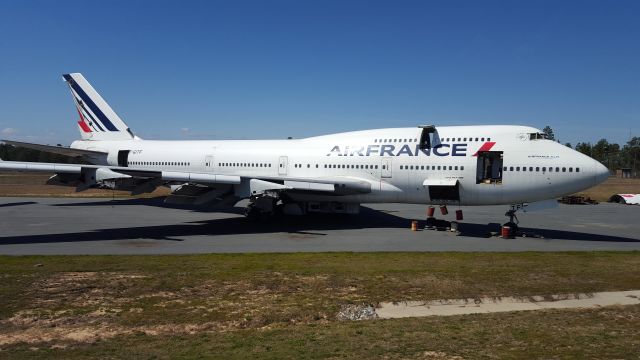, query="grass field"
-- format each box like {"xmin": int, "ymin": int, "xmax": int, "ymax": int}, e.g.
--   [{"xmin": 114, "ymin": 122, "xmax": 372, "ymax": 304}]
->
[
  {"xmin": 1, "ymin": 252, "xmax": 639, "ymax": 358},
  {"xmin": 0, "ymin": 172, "xmax": 169, "ymax": 198},
  {"xmin": 575, "ymin": 177, "xmax": 640, "ymax": 202}
]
